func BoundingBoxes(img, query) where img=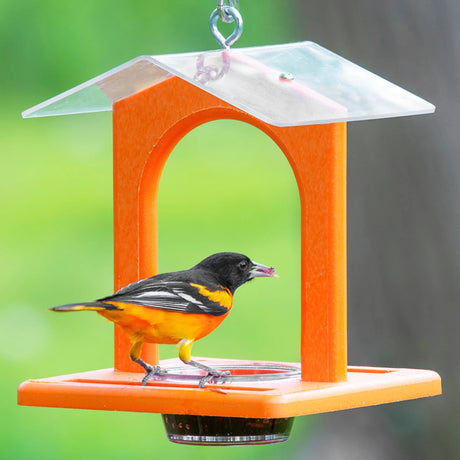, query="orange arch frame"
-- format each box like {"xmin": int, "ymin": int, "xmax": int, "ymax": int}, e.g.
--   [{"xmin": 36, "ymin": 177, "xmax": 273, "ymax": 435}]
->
[
  {"xmin": 112, "ymin": 76, "xmax": 347, "ymax": 382},
  {"xmin": 18, "ymin": 74, "xmax": 441, "ymax": 417}
]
